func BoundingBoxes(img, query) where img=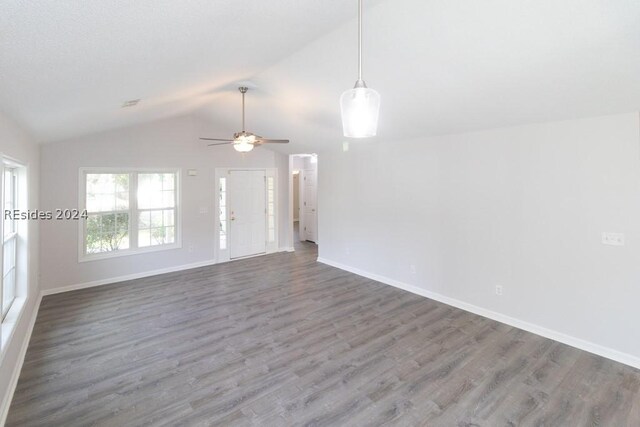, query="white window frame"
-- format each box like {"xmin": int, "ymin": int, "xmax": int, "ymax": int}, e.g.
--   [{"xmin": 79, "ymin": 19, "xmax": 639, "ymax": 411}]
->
[
  {"xmin": 78, "ymin": 167, "xmax": 182, "ymax": 262},
  {"xmin": 0, "ymin": 155, "xmax": 28, "ymax": 347},
  {"xmin": 214, "ymin": 168, "xmax": 278, "ymax": 263},
  {"xmin": 2, "ymin": 165, "xmax": 18, "ymax": 319}
]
